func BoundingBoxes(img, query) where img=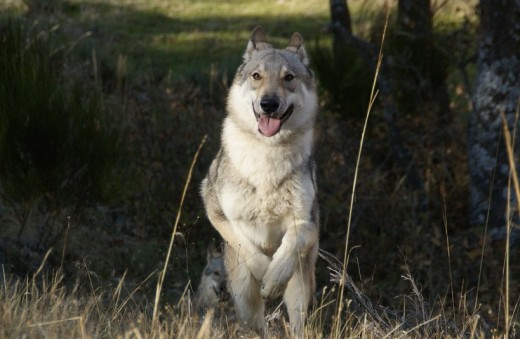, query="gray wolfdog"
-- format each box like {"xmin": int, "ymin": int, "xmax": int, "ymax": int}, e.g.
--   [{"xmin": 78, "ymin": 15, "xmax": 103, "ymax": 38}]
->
[
  {"xmin": 195, "ymin": 242, "xmax": 226, "ymax": 313},
  {"xmin": 200, "ymin": 26, "xmax": 319, "ymax": 336}
]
